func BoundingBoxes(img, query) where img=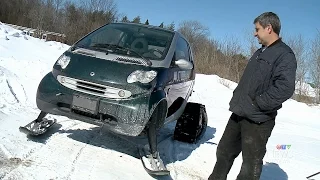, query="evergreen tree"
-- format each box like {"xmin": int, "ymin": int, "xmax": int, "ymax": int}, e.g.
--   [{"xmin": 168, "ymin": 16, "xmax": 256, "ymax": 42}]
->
[
  {"xmin": 159, "ymin": 22, "xmax": 164, "ymax": 28},
  {"xmin": 167, "ymin": 21, "xmax": 175, "ymax": 31},
  {"xmin": 145, "ymin": 19, "xmax": 149, "ymax": 25},
  {"xmin": 132, "ymin": 16, "xmax": 141, "ymax": 24},
  {"xmin": 121, "ymin": 15, "xmax": 130, "ymax": 22}
]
